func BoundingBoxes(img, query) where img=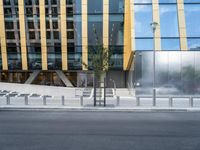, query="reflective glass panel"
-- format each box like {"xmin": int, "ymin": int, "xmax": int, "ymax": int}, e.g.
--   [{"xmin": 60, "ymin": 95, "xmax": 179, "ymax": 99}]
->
[
  {"xmin": 184, "ymin": 4, "xmax": 200, "ymax": 37},
  {"xmin": 161, "ymin": 39, "xmax": 180, "ymax": 50},
  {"xmin": 135, "ymin": 39, "xmax": 153, "ymax": 50},
  {"xmin": 159, "ymin": 5, "xmax": 179, "ymax": 37},
  {"xmin": 135, "ymin": 5, "xmax": 153, "ymax": 37},
  {"xmin": 187, "ymin": 39, "xmax": 200, "ymax": 50}
]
